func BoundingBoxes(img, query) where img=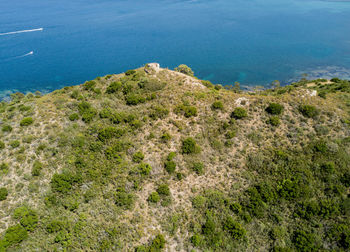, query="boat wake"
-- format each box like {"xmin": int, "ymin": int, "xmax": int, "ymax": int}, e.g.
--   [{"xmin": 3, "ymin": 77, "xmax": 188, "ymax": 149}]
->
[
  {"xmin": 0, "ymin": 51, "xmax": 34, "ymax": 62},
  {"xmin": 0, "ymin": 28, "xmax": 43, "ymax": 36}
]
